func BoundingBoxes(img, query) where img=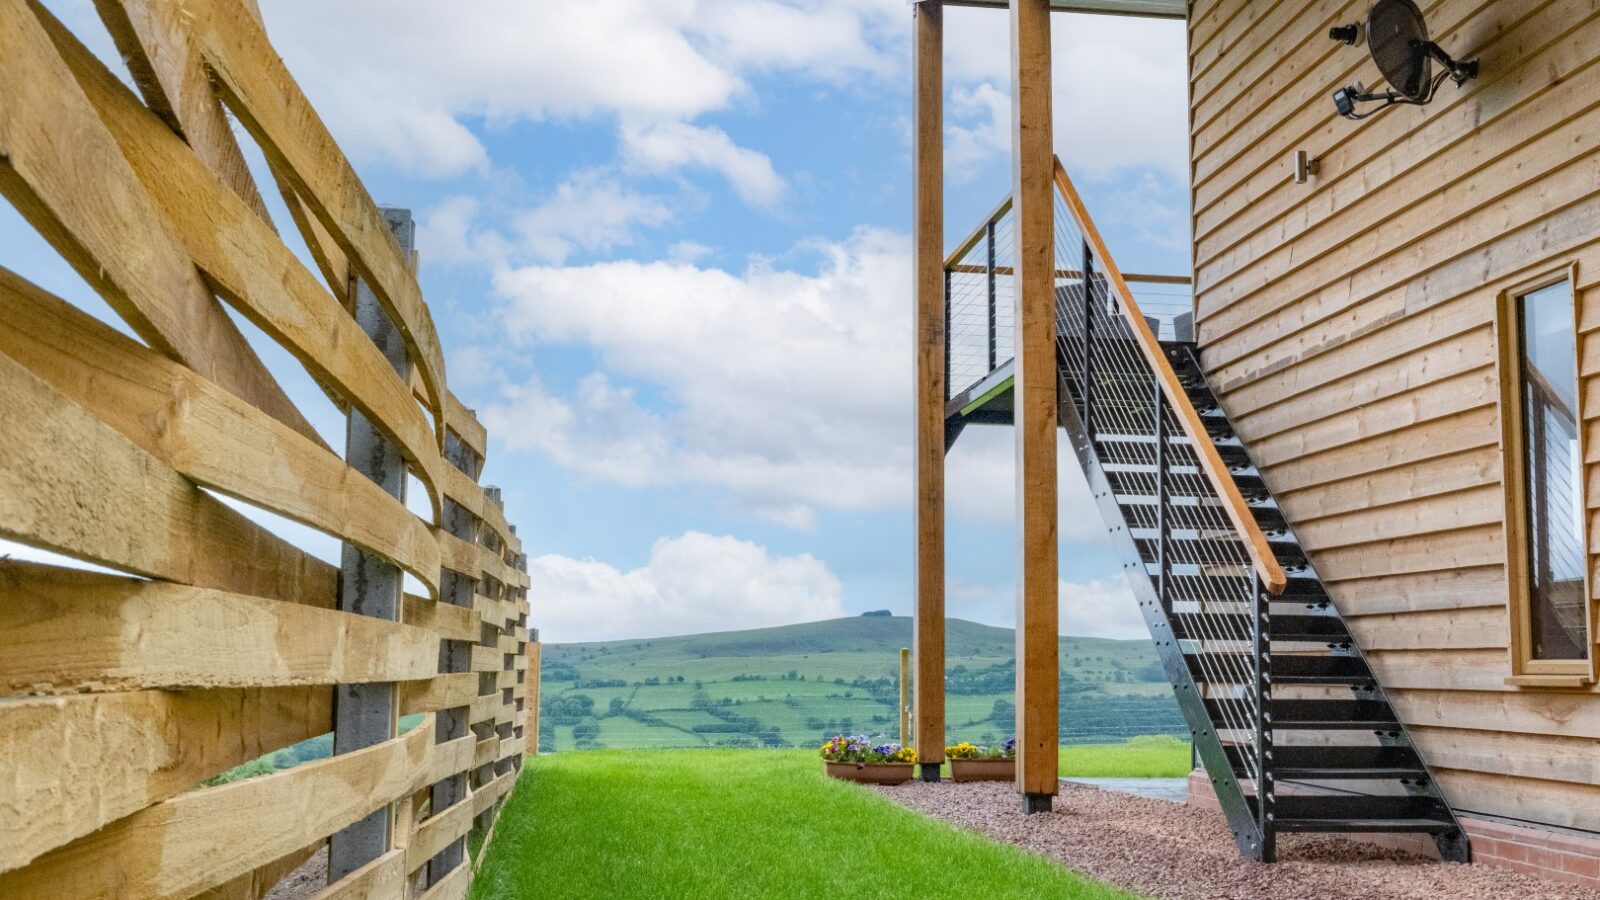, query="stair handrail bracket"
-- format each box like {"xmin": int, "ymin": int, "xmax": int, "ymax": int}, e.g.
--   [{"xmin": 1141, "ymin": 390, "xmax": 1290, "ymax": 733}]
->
[{"xmin": 1050, "ymin": 156, "xmax": 1287, "ymax": 596}]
